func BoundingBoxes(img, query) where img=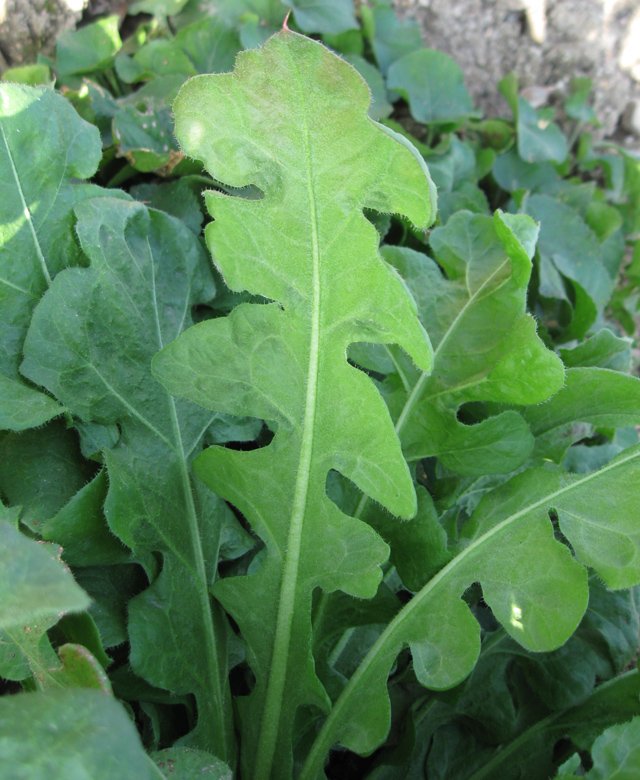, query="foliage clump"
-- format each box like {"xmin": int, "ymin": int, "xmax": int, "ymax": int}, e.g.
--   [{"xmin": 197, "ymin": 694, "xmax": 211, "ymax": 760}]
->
[{"xmin": 1, "ymin": 2, "xmax": 640, "ymax": 779}]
